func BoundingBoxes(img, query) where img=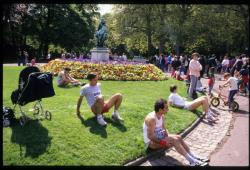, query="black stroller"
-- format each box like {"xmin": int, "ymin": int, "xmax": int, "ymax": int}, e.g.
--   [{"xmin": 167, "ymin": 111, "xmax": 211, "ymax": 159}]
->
[{"xmin": 11, "ymin": 66, "xmax": 55, "ymax": 126}]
